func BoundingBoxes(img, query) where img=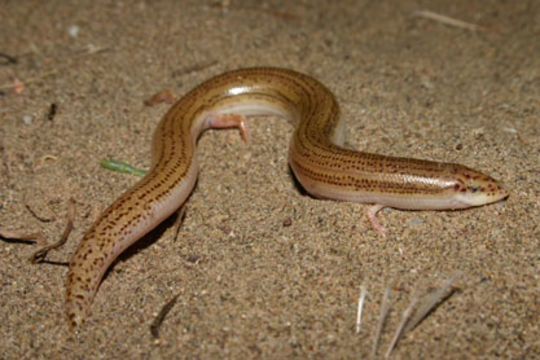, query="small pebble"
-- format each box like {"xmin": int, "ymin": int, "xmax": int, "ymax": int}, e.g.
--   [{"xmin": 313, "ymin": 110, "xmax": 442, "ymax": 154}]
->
[
  {"xmin": 282, "ymin": 217, "xmax": 292, "ymax": 227},
  {"xmin": 68, "ymin": 25, "xmax": 79, "ymax": 38},
  {"xmin": 22, "ymin": 115, "xmax": 33, "ymax": 125}
]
